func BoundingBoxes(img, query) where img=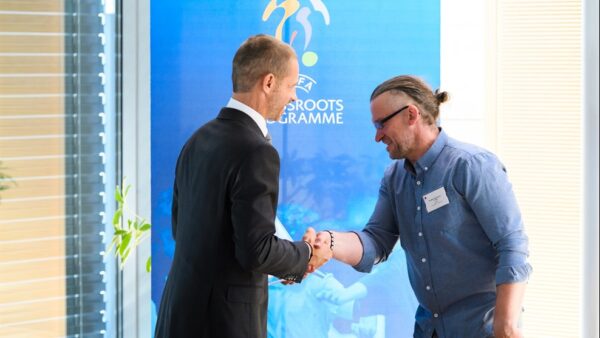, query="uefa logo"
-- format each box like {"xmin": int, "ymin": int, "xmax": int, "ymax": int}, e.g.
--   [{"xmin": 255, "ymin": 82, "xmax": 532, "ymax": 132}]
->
[{"xmin": 262, "ymin": 0, "xmax": 344, "ymax": 125}]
